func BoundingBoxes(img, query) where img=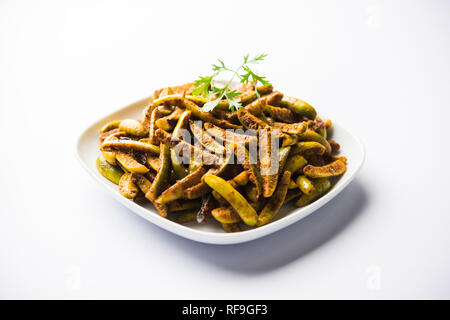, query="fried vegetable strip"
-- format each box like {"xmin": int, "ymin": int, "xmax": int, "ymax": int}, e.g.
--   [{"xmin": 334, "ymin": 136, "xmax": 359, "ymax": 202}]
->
[
  {"xmin": 204, "ymin": 175, "xmax": 258, "ymax": 226},
  {"xmin": 245, "ymin": 91, "xmax": 284, "ymax": 115},
  {"xmin": 281, "ymin": 134, "xmax": 298, "ymax": 147},
  {"xmin": 99, "ymin": 128, "xmax": 121, "ymax": 145},
  {"xmin": 155, "ymin": 166, "xmax": 207, "ymax": 204},
  {"xmin": 245, "ymin": 184, "xmax": 258, "ymax": 203},
  {"xmin": 211, "ymin": 207, "xmax": 242, "ymax": 224},
  {"xmin": 221, "ymin": 223, "xmax": 241, "ymax": 233},
  {"xmin": 184, "ymin": 155, "xmax": 232, "ymax": 199},
  {"xmin": 146, "ymin": 156, "xmax": 160, "ymax": 171},
  {"xmin": 101, "ymin": 140, "xmax": 160, "ymax": 155},
  {"xmin": 141, "ymin": 105, "xmax": 153, "ymax": 131},
  {"xmin": 119, "ymin": 119, "xmax": 148, "ymax": 137},
  {"xmin": 177, "ymin": 209, "xmax": 198, "ymax": 224},
  {"xmin": 155, "ymin": 129, "xmax": 221, "ymax": 165},
  {"xmin": 237, "ymin": 108, "xmax": 271, "ymax": 130},
  {"xmin": 279, "ymin": 96, "xmax": 317, "ymax": 120},
  {"xmin": 101, "ymin": 150, "xmax": 117, "ymax": 165},
  {"xmin": 184, "ymin": 181, "xmax": 211, "ymax": 199},
  {"xmin": 284, "ymin": 189, "xmax": 303, "ymax": 203},
  {"xmin": 303, "ymin": 159, "xmax": 347, "ymax": 178},
  {"xmin": 155, "ymin": 107, "xmax": 184, "ymax": 131},
  {"xmin": 152, "ymin": 96, "xmax": 242, "ymax": 129},
  {"xmin": 296, "ymin": 178, "xmax": 331, "ymax": 207},
  {"xmin": 115, "ymin": 152, "xmax": 149, "ymax": 174},
  {"xmin": 154, "ymin": 202, "xmax": 169, "ymax": 218},
  {"xmin": 263, "ymin": 105, "xmax": 295, "ymax": 123},
  {"xmin": 298, "ymin": 129, "xmax": 332, "ymax": 154},
  {"xmin": 118, "ymin": 173, "xmax": 139, "ymax": 199},
  {"xmin": 96, "ymin": 154, "xmax": 124, "ymax": 184},
  {"xmin": 172, "ymin": 111, "xmax": 191, "ymax": 138},
  {"xmin": 154, "ymin": 82, "xmax": 196, "ymax": 99},
  {"xmin": 148, "ymin": 108, "xmax": 161, "ymax": 144},
  {"xmin": 131, "ymin": 173, "xmax": 152, "ymax": 194},
  {"xmin": 295, "ymin": 175, "xmax": 315, "ymax": 195},
  {"xmin": 145, "ymin": 144, "xmax": 171, "ymax": 201},
  {"xmin": 257, "ymin": 170, "xmax": 291, "ymax": 226},
  {"xmin": 100, "ymin": 120, "xmax": 121, "ymax": 134},
  {"xmin": 211, "ymin": 171, "xmax": 249, "ymax": 204},
  {"xmin": 288, "ymin": 180, "xmax": 298, "ymax": 189},
  {"xmin": 291, "ymin": 141, "xmax": 326, "ymax": 156},
  {"xmin": 260, "ymin": 130, "xmax": 278, "ymax": 198},
  {"xmin": 284, "ymin": 155, "xmax": 308, "ymax": 174},
  {"xmin": 240, "ymin": 146, "xmax": 263, "ymax": 198},
  {"xmin": 170, "ymin": 111, "xmax": 191, "ymax": 179},
  {"xmin": 278, "ymin": 146, "xmax": 291, "ymax": 172},
  {"xmin": 148, "ymin": 107, "xmax": 171, "ymax": 144},
  {"xmin": 238, "ymin": 84, "xmax": 274, "ymax": 105},
  {"xmin": 273, "ymin": 121, "xmax": 308, "ymax": 135}
]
